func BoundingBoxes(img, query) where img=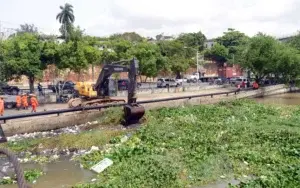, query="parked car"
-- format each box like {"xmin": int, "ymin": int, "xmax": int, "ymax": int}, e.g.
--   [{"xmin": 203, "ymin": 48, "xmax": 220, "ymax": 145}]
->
[
  {"xmin": 117, "ymin": 79, "xmax": 142, "ymax": 91},
  {"xmin": 229, "ymin": 76, "xmax": 245, "ymax": 84},
  {"xmin": 234, "ymin": 78, "xmax": 252, "ymax": 87},
  {"xmin": 0, "ymin": 82, "xmax": 20, "ymax": 95},
  {"xmin": 48, "ymin": 81, "xmax": 75, "ymax": 93},
  {"xmin": 1, "ymin": 95, "xmax": 17, "ymax": 109},
  {"xmin": 157, "ymin": 78, "xmax": 181, "ymax": 88},
  {"xmin": 175, "ymin": 78, "xmax": 187, "ymax": 85},
  {"xmin": 186, "ymin": 73, "xmax": 200, "ymax": 83}
]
